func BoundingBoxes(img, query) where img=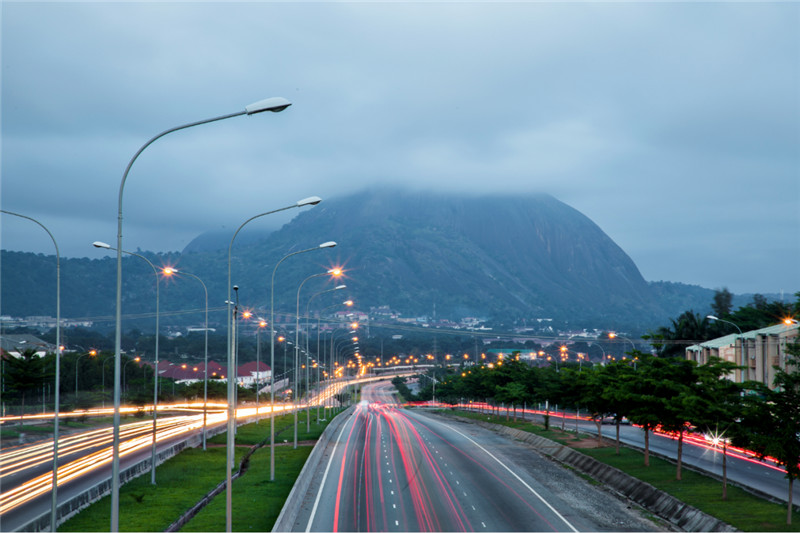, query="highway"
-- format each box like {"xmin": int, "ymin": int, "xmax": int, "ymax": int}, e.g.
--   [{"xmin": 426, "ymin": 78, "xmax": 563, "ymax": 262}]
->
[
  {"xmin": 470, "ymin": 404, "xmax": 800, "ymax": 507},
  {"xmin": 0, "ymin": 375, "xmax": 379, "ymax": 531},
  {"xmin": 292, "ymin": 382, "xmax": 657, "ymax": 532}
]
